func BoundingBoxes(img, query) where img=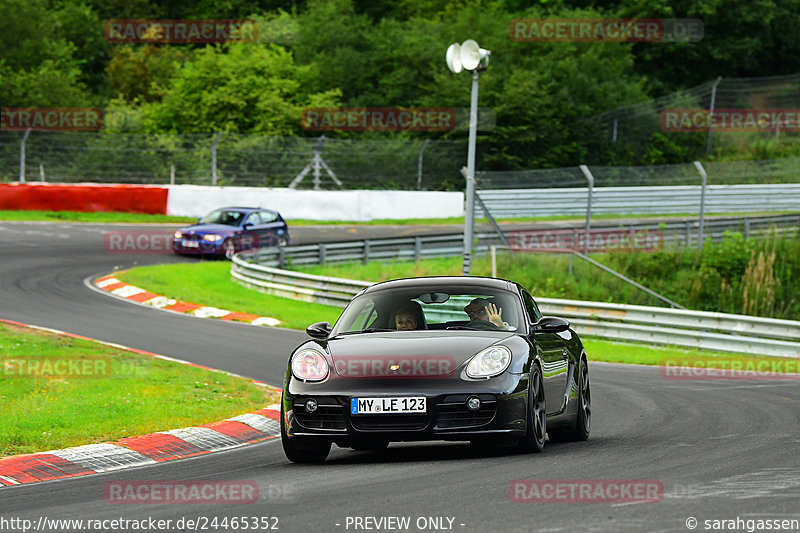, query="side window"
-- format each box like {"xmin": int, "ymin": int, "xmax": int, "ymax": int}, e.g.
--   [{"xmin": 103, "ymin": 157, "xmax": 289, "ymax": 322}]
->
[
  {"xmin": 245, "ymin": 213, "xmax": 262, "ymax": 226},
  {"xmin": 521, "ymin": 290, "xmax": 542, "ymax": 323},
  {"xmin": 260, "ymin": 210, "xmax": 279, "ymax": 223}
]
